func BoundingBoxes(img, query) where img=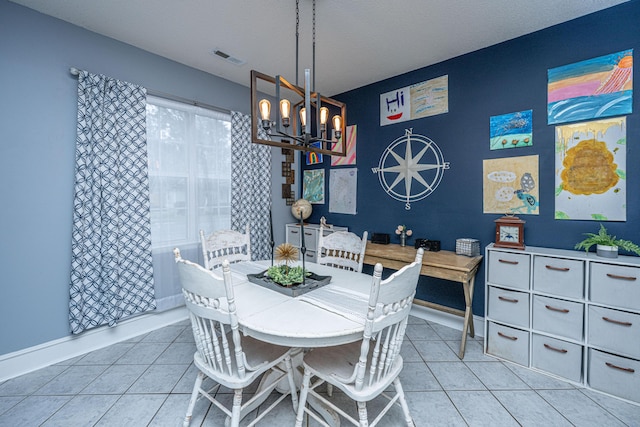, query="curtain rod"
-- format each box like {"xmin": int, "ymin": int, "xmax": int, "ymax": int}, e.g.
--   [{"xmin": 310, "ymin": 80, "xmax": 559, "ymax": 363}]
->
[{"xmin": 69, "ymin": 67, "xmax": 231, "ymax": 115}]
